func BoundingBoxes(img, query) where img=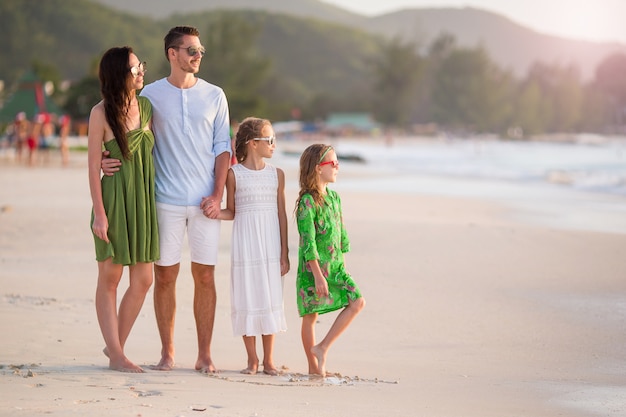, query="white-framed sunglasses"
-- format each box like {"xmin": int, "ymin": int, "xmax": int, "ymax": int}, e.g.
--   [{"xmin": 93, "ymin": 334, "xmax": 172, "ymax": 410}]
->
[
  {"xmin": 252, "ymin": 135, "xmax": 276, "ymax": 146},
  {"xmin": 129, "ymin": 61, "xmax": 147, "ymax": 77}
]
